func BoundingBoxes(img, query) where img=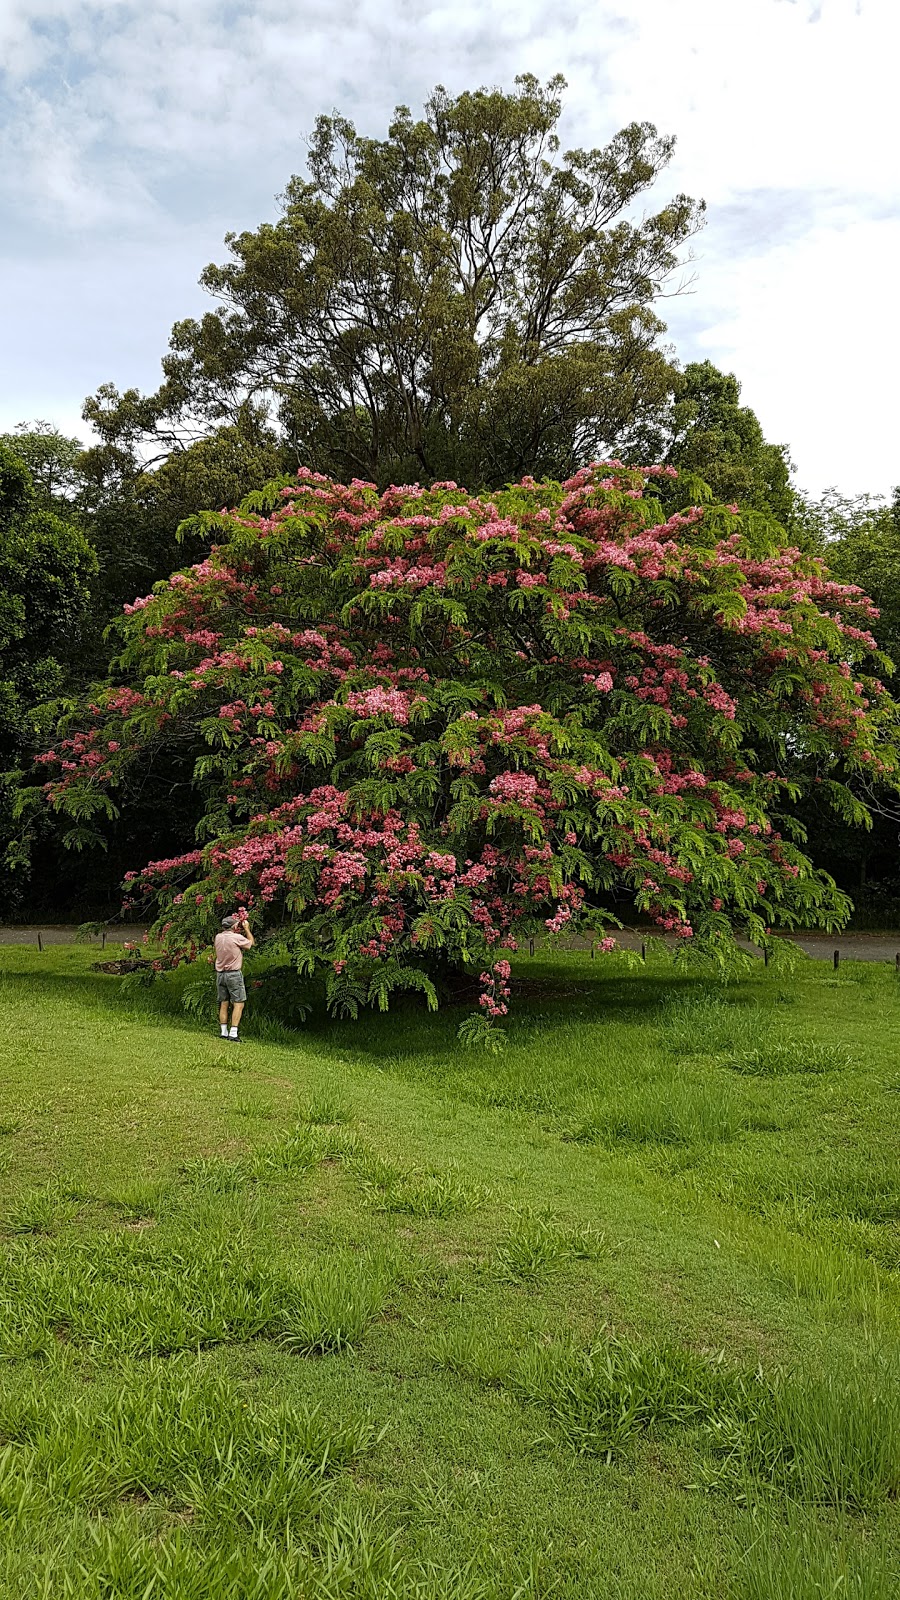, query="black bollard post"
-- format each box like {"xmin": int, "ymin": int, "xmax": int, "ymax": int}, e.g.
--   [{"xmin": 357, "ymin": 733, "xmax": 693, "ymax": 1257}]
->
[
  {"xmin": 37, "ymin": 931, "xmax": 43, "ymax": 953},
  {"xmin": 833, "ymin": 949, "xmax": 840, "ymax": 971},
  {"xmin": 896, "ymin": 952, "xmax": 900, "ymax": 973},
  {"xmin": 529, "ymin": 938, "xmax": 534, "ymax": 957},
  {"xmin": 763, "ymin": 947, "xmax": 769, "ymax": 968},
  {"xmin": 641, "ymin": 942, "xmax": 646, "ymax": 962}
]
